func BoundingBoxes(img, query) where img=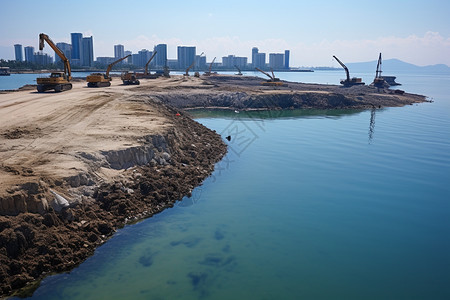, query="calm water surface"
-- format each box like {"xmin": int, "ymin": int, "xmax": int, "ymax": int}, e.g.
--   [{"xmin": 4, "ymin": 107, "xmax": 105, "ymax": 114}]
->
[{"xmin": 13, "ymin": 71, "xmax": 450, "ymax": 299}]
